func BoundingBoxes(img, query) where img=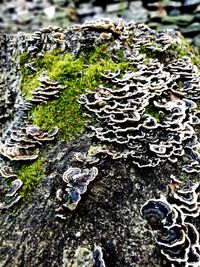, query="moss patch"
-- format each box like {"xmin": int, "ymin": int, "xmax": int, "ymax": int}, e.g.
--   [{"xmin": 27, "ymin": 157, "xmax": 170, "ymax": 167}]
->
[
  {"xmin": 171, "ymin": 35, "xmax": 200, "ymax": 68},
  {"xmin": 17, "ymin": 157, "xmax": 45, "ymax": 199},
  {"xmin": 139, "ymin": 45, "xmax": 171, "ymax": 63},
  {"xmin": 144, "ymin": 104, "xmax": 162, "ymax": 122},
  {"xmin": 139, "ymin": 34, "xmax": 200, "ymax": 68},
  {"xmin": 20, "ymin": 52, "xmax": 41, "ymax": 99},
  {"xmin": 21, "ymin": 45, "xmax": 135, "ymax": 141}
]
